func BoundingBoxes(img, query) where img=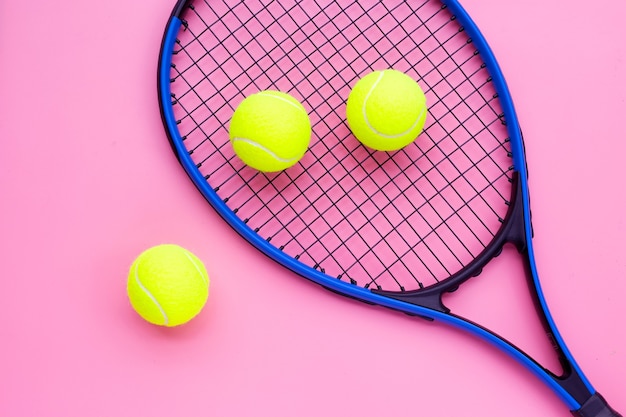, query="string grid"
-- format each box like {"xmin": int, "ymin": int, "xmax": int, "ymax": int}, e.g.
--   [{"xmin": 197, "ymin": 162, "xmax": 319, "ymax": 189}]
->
[{"xmin": 168, "ymin": 0, "xmax": 513, "ymax": 292}]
